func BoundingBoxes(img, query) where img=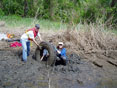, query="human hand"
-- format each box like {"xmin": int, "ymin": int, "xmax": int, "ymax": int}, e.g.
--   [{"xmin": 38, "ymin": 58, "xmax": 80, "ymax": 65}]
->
[
  {"xmin": 37, "ymin": 44, "xmax": 40, "ymax": 47},
  {"xmin": 57, "ymin": 50, "xmax": 61, "ymax": 54},
  {"xmin": 40, "ymin": 39, "xmax": 43, "ymax": 42}
]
